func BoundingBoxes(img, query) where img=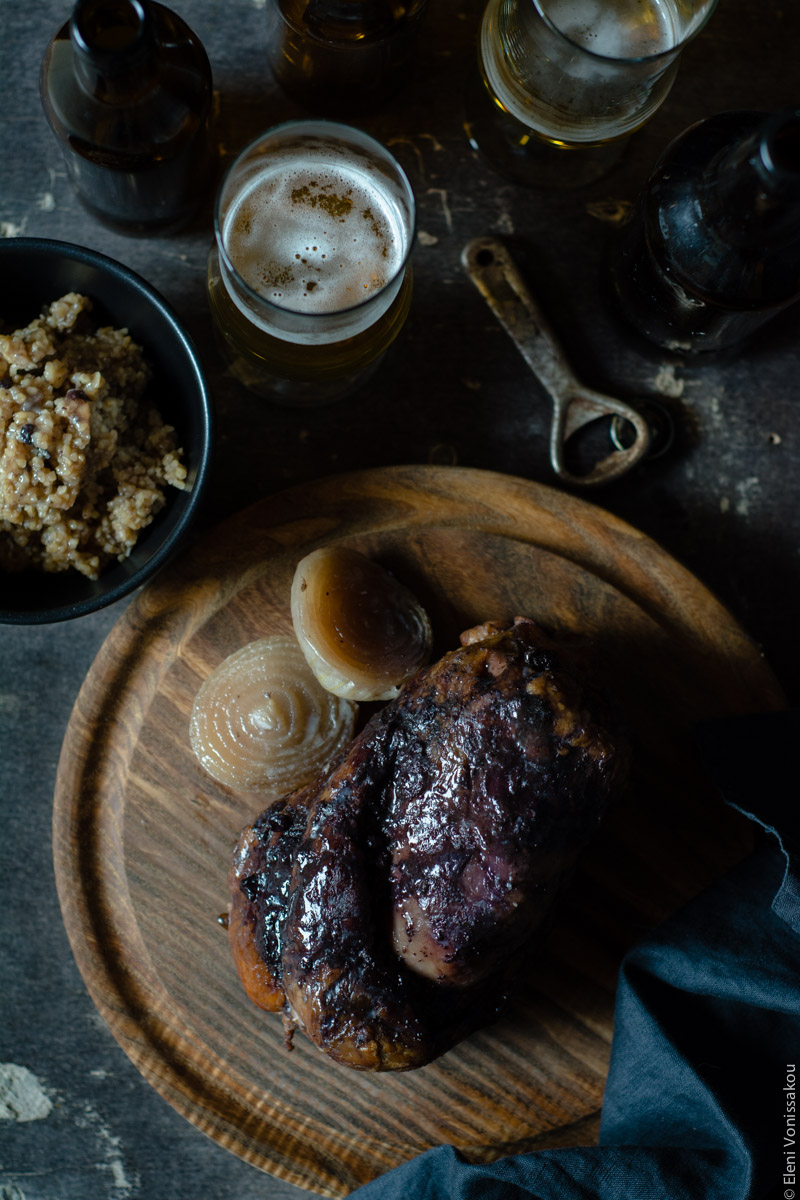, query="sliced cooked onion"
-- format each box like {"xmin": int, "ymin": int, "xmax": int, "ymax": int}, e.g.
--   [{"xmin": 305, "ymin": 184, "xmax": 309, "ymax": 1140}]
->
[
  {"xmin": 189, "ymin": 635, "xmax": 357, "ymax": 793},
  {"xmin": 291, "ymin": 546, "xmax": 433, "ymax": 702}
]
